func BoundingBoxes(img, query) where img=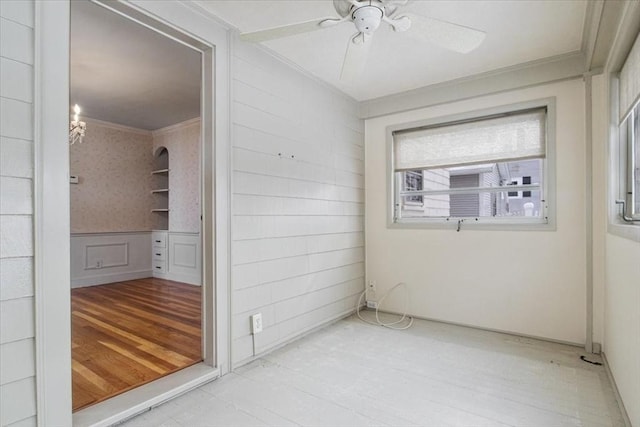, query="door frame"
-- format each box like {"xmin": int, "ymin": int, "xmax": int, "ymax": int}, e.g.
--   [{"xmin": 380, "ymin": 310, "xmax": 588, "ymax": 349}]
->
[{"xmin": 34, "ymin": 1, "xmax": 231, "ymax": 425}]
